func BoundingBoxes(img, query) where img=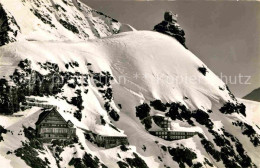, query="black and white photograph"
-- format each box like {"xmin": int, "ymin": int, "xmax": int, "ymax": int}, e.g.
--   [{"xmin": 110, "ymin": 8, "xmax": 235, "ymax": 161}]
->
[{"xmin": 0, "ymin": 0, "xmax": 259, "ymax": 168}]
